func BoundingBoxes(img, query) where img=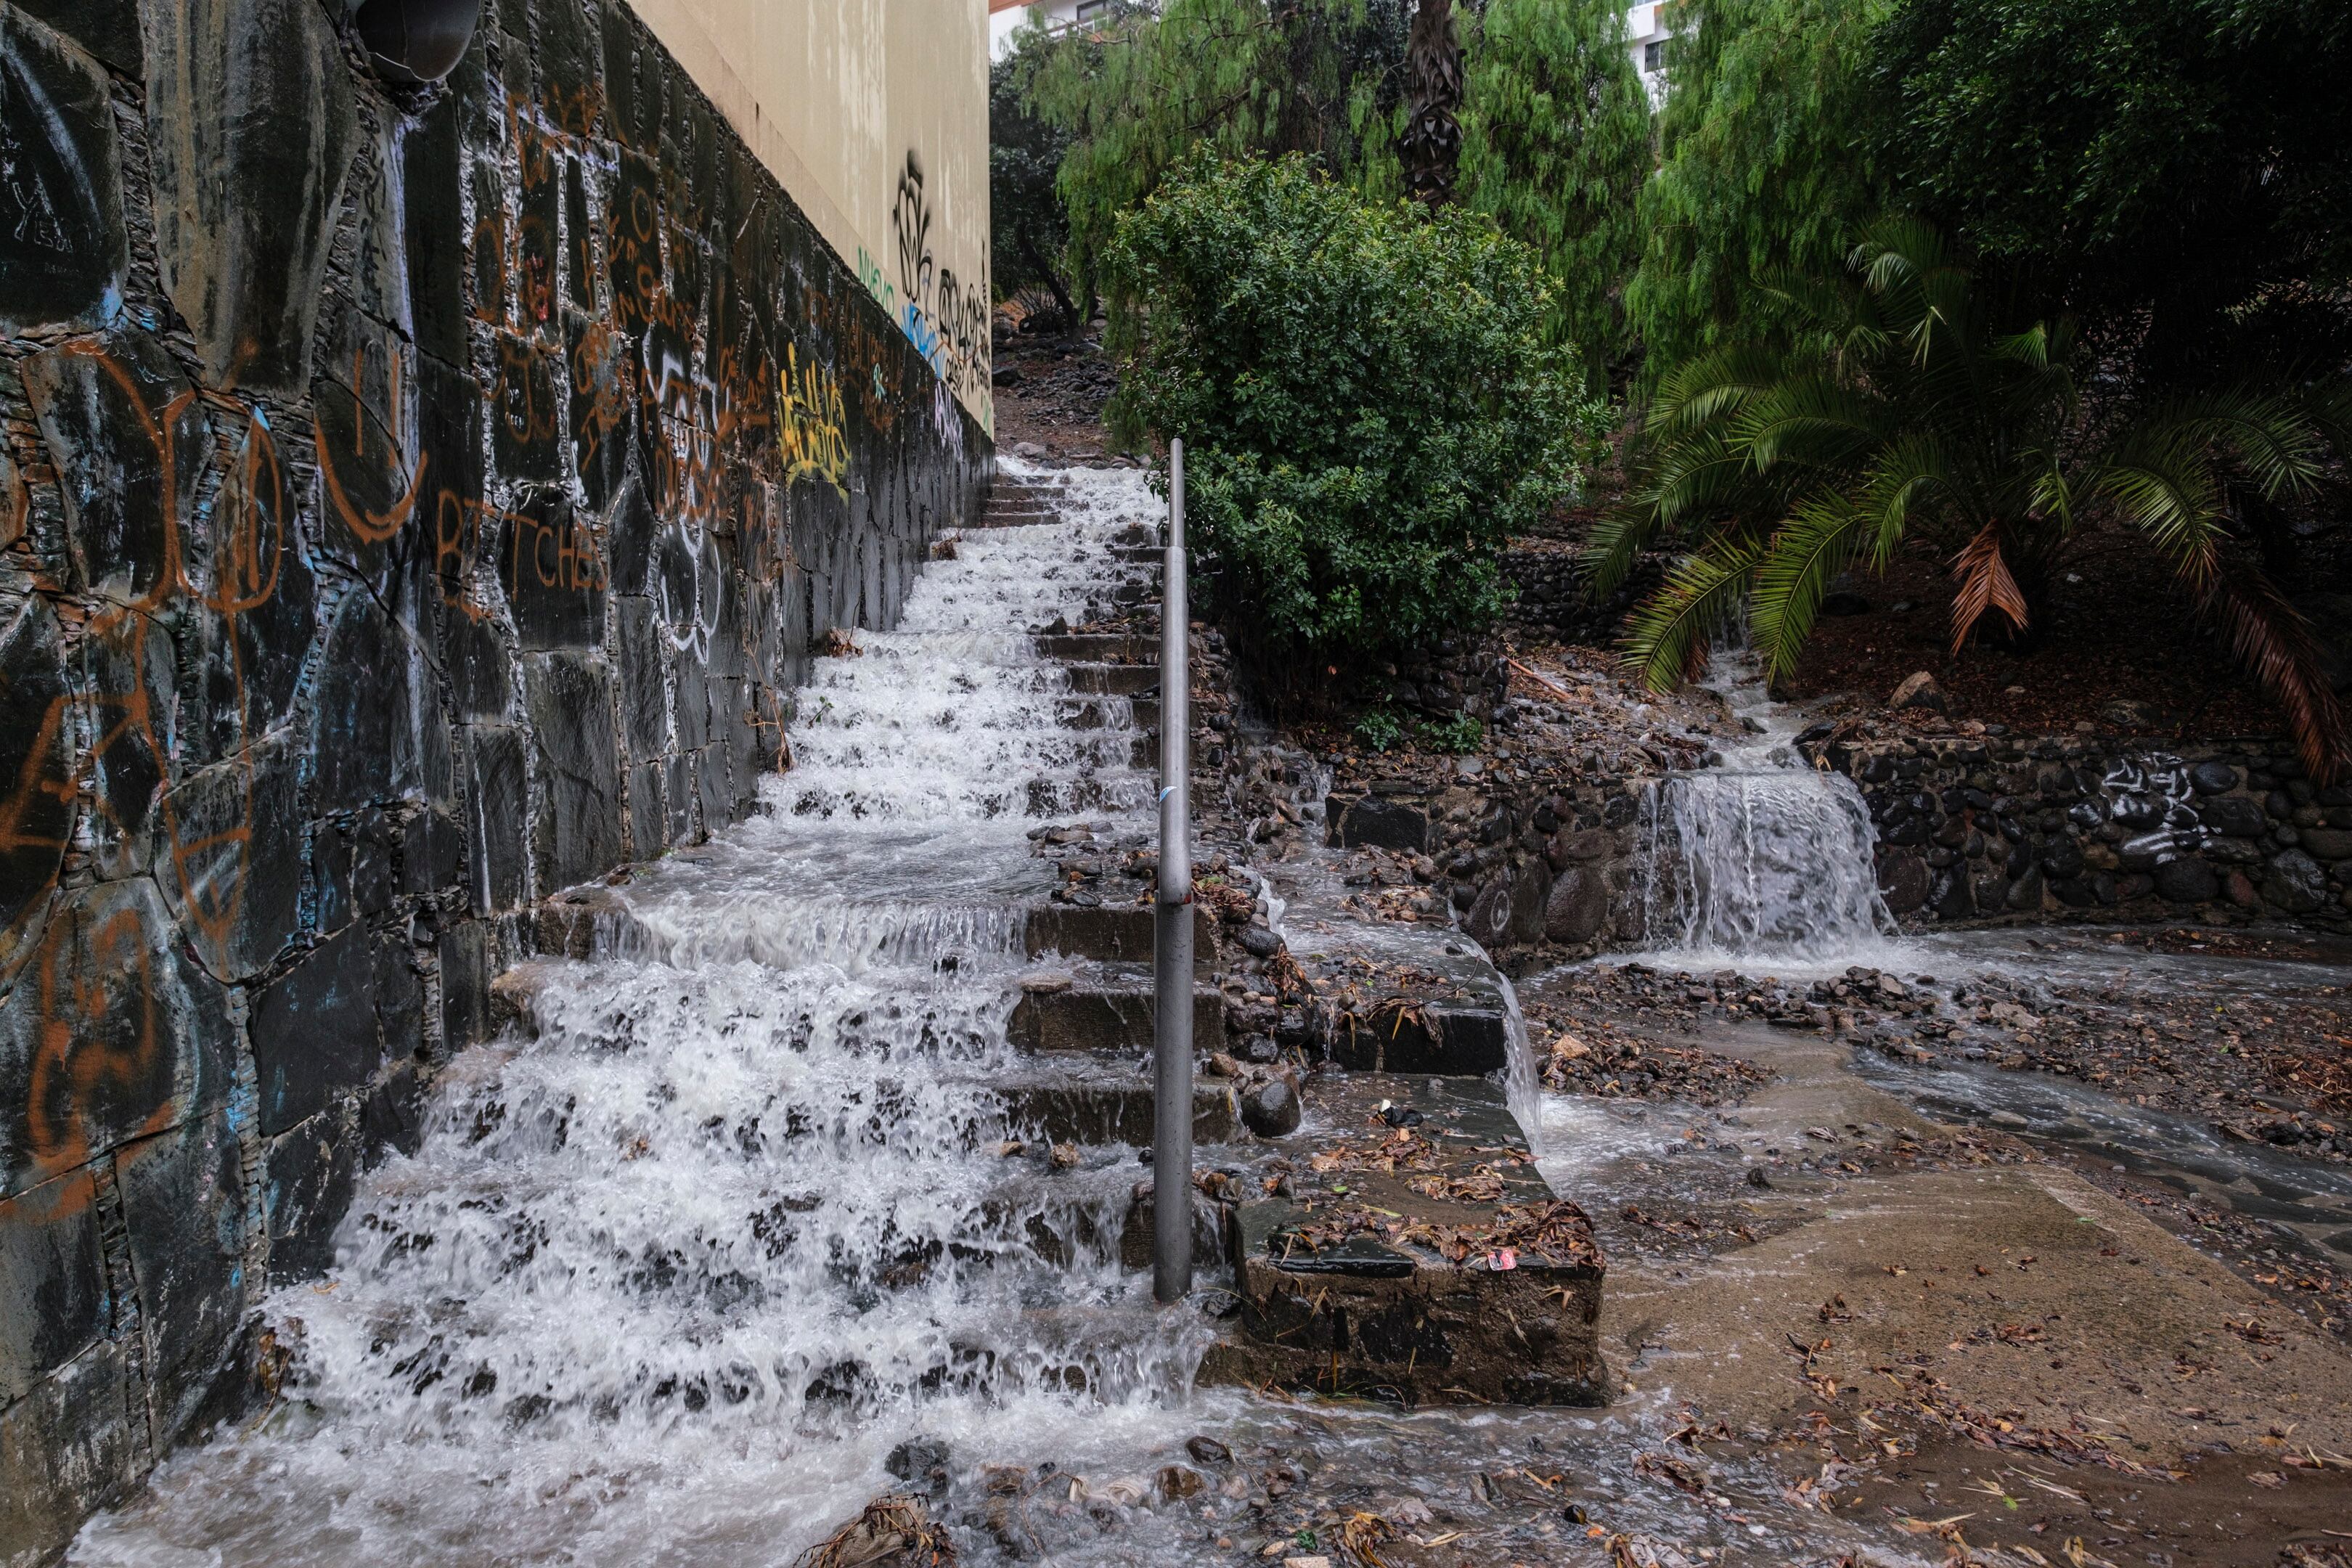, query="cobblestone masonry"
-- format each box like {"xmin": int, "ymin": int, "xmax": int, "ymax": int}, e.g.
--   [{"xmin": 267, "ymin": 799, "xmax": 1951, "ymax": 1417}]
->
[{"xmin": 1810, "ymin": 732, "xmax": 2352, "ymax": 933}]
